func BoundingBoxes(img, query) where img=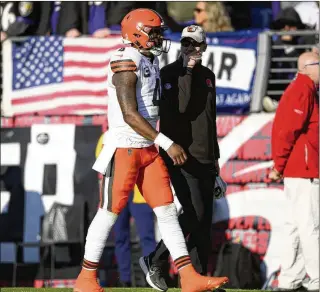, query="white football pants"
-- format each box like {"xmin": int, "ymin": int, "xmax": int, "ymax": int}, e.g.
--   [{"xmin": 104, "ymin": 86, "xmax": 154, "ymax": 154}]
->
[{"xmin": 278, "ymin": 178, "xmax": 319, "ymax": 291}]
